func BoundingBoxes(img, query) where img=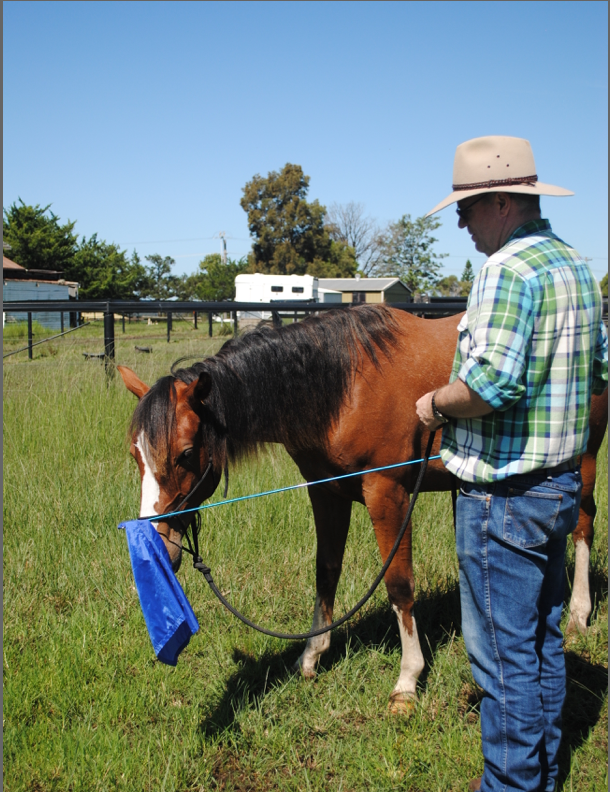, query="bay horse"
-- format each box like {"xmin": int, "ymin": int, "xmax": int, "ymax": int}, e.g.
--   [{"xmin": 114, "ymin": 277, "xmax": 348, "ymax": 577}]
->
[{"xmin": 118, "ymin": 305, "xmax": 606, "ymax": 712}]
